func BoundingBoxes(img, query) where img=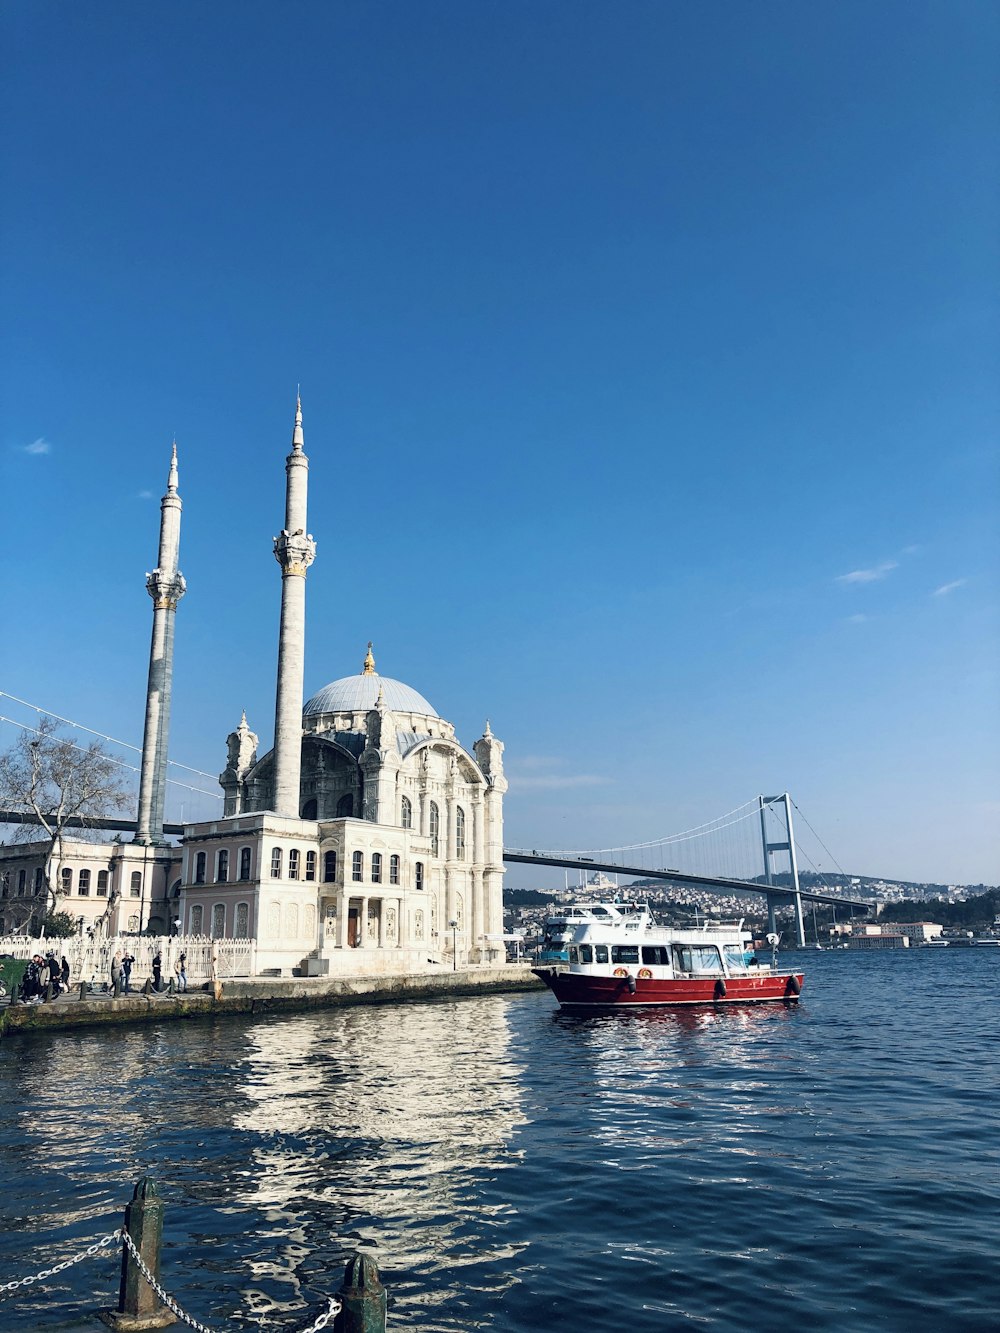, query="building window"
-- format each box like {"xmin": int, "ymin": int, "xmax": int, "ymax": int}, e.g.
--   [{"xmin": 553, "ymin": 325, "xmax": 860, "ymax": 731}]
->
[
  {"xmin": 389, "ymin": 854, "xmax": 400, "ymax": 885},
  {"xmin": 216, "ymin": 849, "xmax": 229, "ymax": 883},
  {"xmin": 289, "ymin": 849, "xmax": 300, "ymax": 880},
  {"xmin": 17, "ymin": 869, "xmax": 26, "ymax": 895},
  {"xmin": 323, "ymin": 850, "xmax": 337, "ymax": 883},
  {"xmin": 128, "ymin": 914, "xmax": 140, "ymax": 932},
  {"xmin": 401, "ymin": 795, "xmax": 412, "ymax": 829},
  {"xmin": 456, "ymin": 806, "xmax": 466, "ymax": 859},
  {"xmin": 130, "ymin": 871, "xmax": 142, "ymax": 898},
  {"xmin": 211, "ymin": 904, "xmax": 225, "ymax": 938},
  {"xmin": 0, "ymin": 873, "xmax": 7, "ymax": 899},
  {"xmin": 97, "ymin": 870, "xmax": 109, "ymax": 897},
  {"xmin": 305, "ymin": 850, "xmax": 317, "ymax": 882},
  {"xmin": 190, "ymin": 904, "xmax": 203, "ymax": 933},
  {"xmin": 429, "ymin": 802, "xmax": 440, "ymax": 857},
  {"xmin": 33, "ymin": 867, "xmax": 43, "ymax": 893},
  {"xmin": 352, "ymin": 851, "xmax": 363, "ymax": 882},
  {"xmin": 78, "ymin": 869, "xmax": 91, "ymax": 897},
  {"xmin": 195, "ymin": 852, "xmax": 207, "ymax": 885},
  {"xmin": 371, "ymin": 853, "xmax": 382, "ymax": 884},
  {"xmin": 337, "ymin": 793, "xmax": 354, "ymax": 818},
  {"xmin": 415, "ymin": 861, "xmax": 424, "ymax": 891},
  {"xmin": 235, "ymin": 902, "xmax": 249, "ymax": 938},
  {"xmin": 61, "ymin": 867, "xmax": 73, "ymax": 894},
  {"xmin": 270, "ymin": 847, "xmax": 283, "ymax": 878},
  {"xmin": 301, "ymin": 798, "xmax": 318, "ymax": 820},
  {"xmin": 239, "ymin": 847, "xmax": 252, "ymax": 881}
]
